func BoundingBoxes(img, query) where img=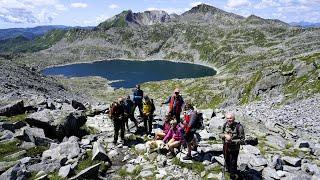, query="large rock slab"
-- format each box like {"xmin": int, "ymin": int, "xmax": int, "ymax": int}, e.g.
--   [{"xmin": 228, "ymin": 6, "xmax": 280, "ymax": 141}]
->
[
  {"xmin": 70, "ymin": 163, "xmax": 101, "ymax": 180},
  {"xmin": 0, "ymin": 162, "xmax": 29, "ymax": 180},
  {"xmin": 0, "ymin": 100, "xmax": 25, "ymax": 117},
  {"xmin": 58, "ymin": 164, "xmax": 72, "ymax": 178},
  {"xmin": 27, "ymin": 162, "xmax": 60, "ymax": 173},
  {"xmin": 26, "ymin": 109, "xmax": 86, "ymax": 139},
  {"xmin": 92, "ymin": 142, "xmax": 110, "ymax": 161},
  {"xmin": 262, "ymin": 167, "xmax": 280, "ymax": 179},
  {"xmin": 282, "ymin": 156, "xmax": 301, "ymax": 167},
  {"xmin": 42, "ymin": 140, "xmax": 80, "ymax": 161}
]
